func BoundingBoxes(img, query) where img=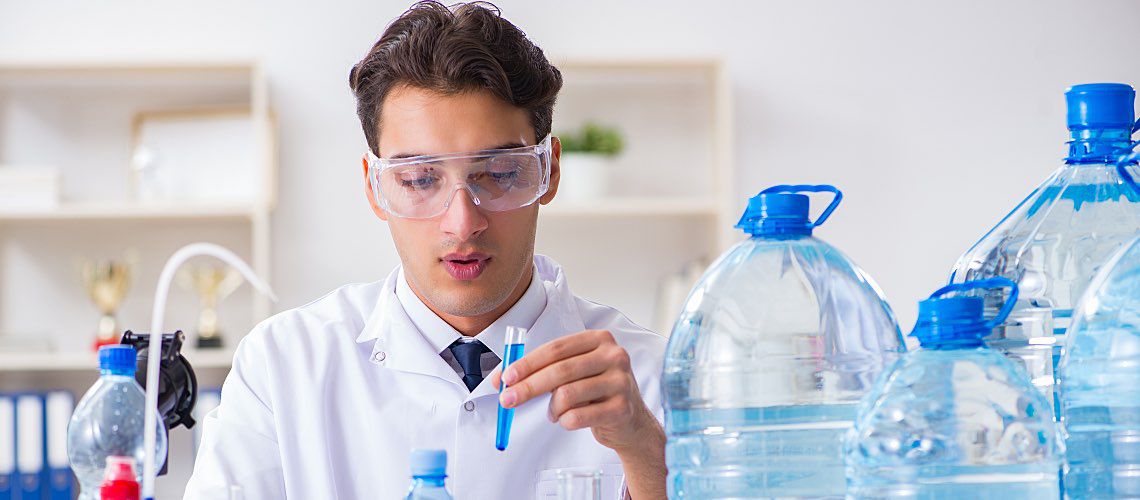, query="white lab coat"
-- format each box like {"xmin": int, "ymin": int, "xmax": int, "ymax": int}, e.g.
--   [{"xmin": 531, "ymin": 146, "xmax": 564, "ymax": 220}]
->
[{"xmin": 184, "ymin": 255, "xmax": 667, "ymax": 499}]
